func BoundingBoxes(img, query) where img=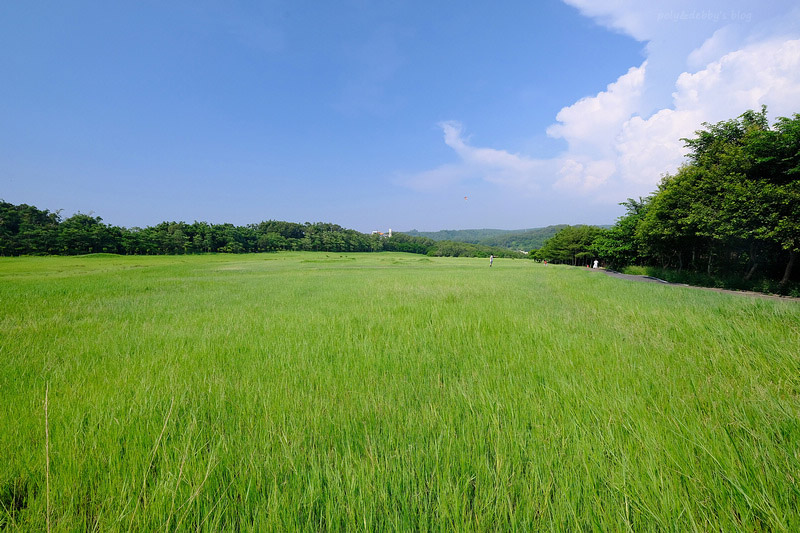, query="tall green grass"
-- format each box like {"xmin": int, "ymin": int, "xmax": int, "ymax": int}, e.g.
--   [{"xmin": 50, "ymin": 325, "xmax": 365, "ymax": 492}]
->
[{"xmin": 1, "ymin": 253, "xmax": 799, "ymax": 530}]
